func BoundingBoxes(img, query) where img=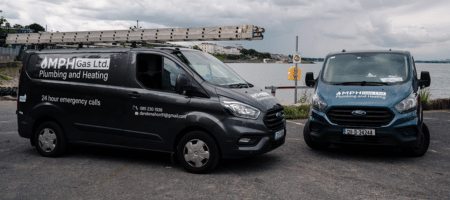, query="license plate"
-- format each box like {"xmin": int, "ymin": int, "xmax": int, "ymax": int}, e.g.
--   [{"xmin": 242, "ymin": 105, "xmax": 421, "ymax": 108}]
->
[
  {"xmin": 343, "ymin": 128, "xmax": 375, "ymax": 136},
  {"xmin": 275, "ymin": 129, "xmax": 285, "ymax": 140}
]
